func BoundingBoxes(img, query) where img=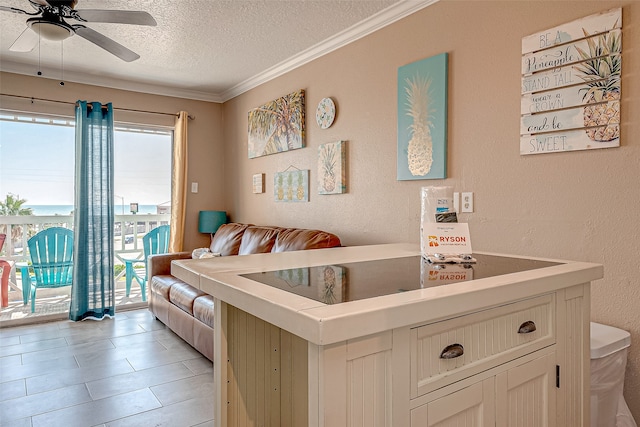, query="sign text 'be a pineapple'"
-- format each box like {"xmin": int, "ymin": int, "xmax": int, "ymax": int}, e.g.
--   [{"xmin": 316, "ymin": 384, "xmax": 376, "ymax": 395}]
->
[{"xmin": 520, "ymin": 8, "xmax": 621, "ymax": 155}]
